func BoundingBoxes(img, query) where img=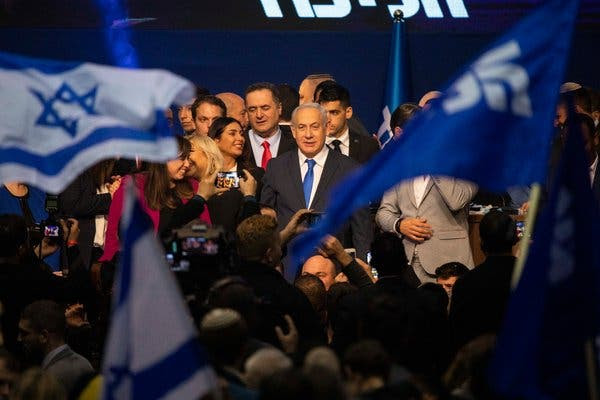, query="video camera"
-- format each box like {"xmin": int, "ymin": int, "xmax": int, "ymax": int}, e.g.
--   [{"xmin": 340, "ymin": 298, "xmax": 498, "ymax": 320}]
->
[
  {"xmin": 28, "ymin": 194, "xmax": 63, "ymax": 248},
  {"xmin": 162, "ymin": 219, "xmax": 237, "ymax": 295}
]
